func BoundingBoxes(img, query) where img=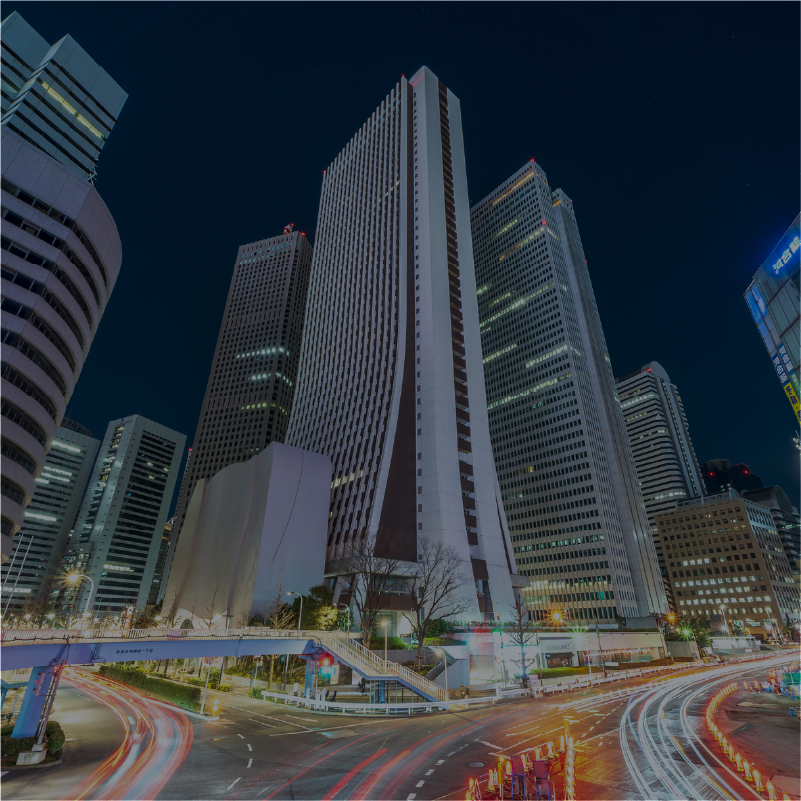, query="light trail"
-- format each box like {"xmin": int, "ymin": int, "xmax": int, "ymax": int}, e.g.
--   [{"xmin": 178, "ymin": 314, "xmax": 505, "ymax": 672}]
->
[
  {"xmin": 62, "ymin": 667, "xmax": 193, "ymax": 800},
  {"xmin": 617, "ymin": 655, "xmax": 796, "ymax": 800}
]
